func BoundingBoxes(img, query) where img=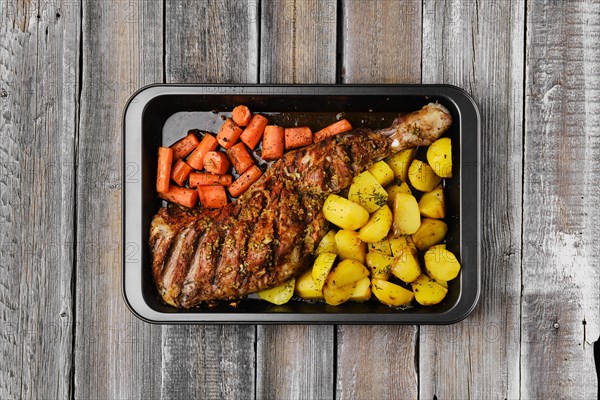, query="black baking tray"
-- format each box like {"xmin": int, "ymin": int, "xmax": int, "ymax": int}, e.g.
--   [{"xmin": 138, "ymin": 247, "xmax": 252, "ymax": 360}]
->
[{"xmin": 122, "ymin": 84, "xmax": 480, "ymax": 324}]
